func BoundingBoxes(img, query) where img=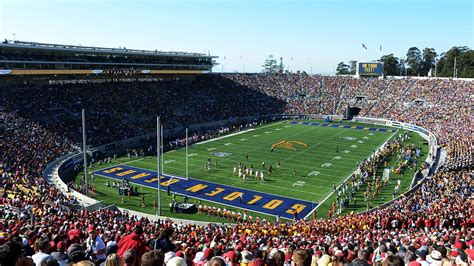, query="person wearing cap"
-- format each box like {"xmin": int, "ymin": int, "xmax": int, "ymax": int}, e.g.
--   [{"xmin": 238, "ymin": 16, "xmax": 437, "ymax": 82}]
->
[
  {"xmin": 193, "ymin": 251, "xmax": 206, "ymax": 266},
  {"xmin": 426, "ymin": 249, "xmax": 442, "ymax": 265},
  {"xmin": 86, "ymin": 226, "xmax": 106, "ymax": 263},
  {"xmin": 67, "ymin": 243, "xmax": 87, "ymax": 264},
  {"xmin": 50, "ymin": 241, "xmax": 68, "ymax": 266},
  {"xmin": 224, "ymin": 250, "xmax": 239, "ymax": 266},
  {"xmin": 167, "ymin": 255, "xmax": 187, "ymax": 266},
  {"xmin": 414, "ymin": 249, "xmax": 429, "ymax": 266}
]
